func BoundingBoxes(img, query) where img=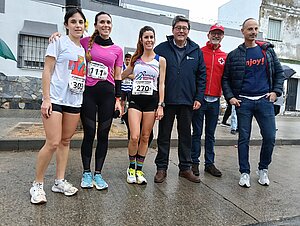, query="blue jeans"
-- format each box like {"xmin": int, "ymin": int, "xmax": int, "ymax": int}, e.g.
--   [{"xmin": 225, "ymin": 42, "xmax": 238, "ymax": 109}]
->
[
  {"xmin": 236, "ymin": 97, "xmax": 276, "ymax": 174},
  {"xmin": 191, "ymin": 100, "xmax": 220, "ymax": 165}
]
